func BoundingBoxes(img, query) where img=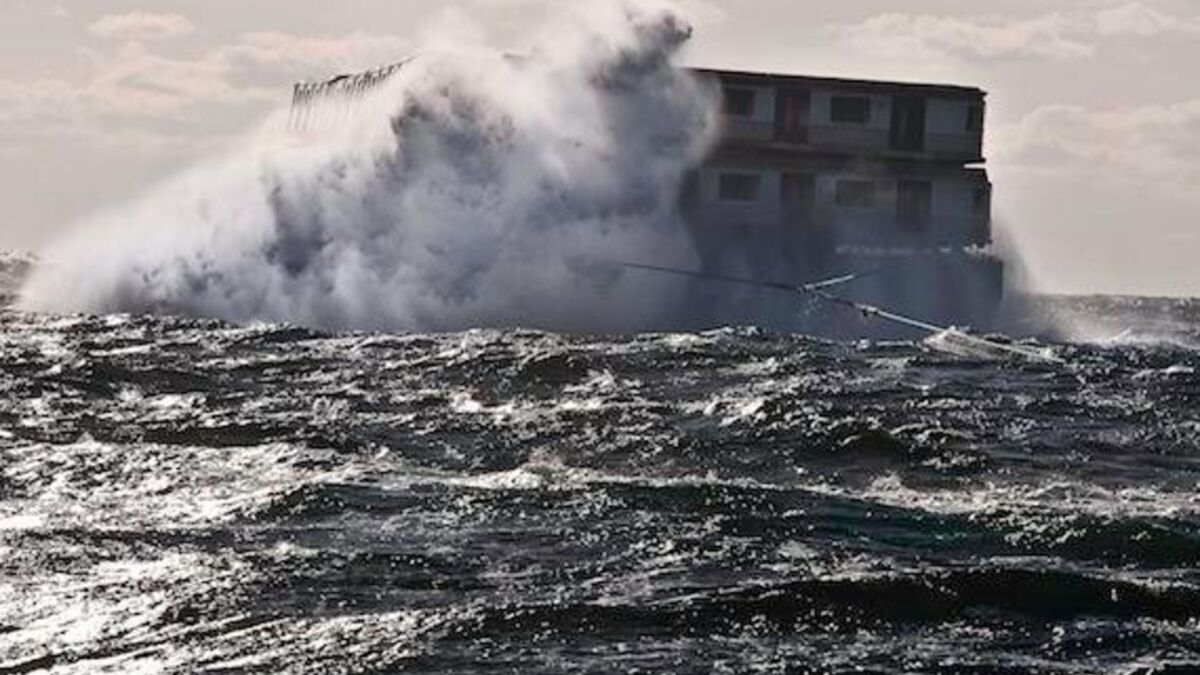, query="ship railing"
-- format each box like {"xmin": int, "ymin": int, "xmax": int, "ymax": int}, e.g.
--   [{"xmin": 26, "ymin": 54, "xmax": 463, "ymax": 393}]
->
[{"xmin": 289, "ymin": 59, "xmax": 413, "ymax": 131}]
